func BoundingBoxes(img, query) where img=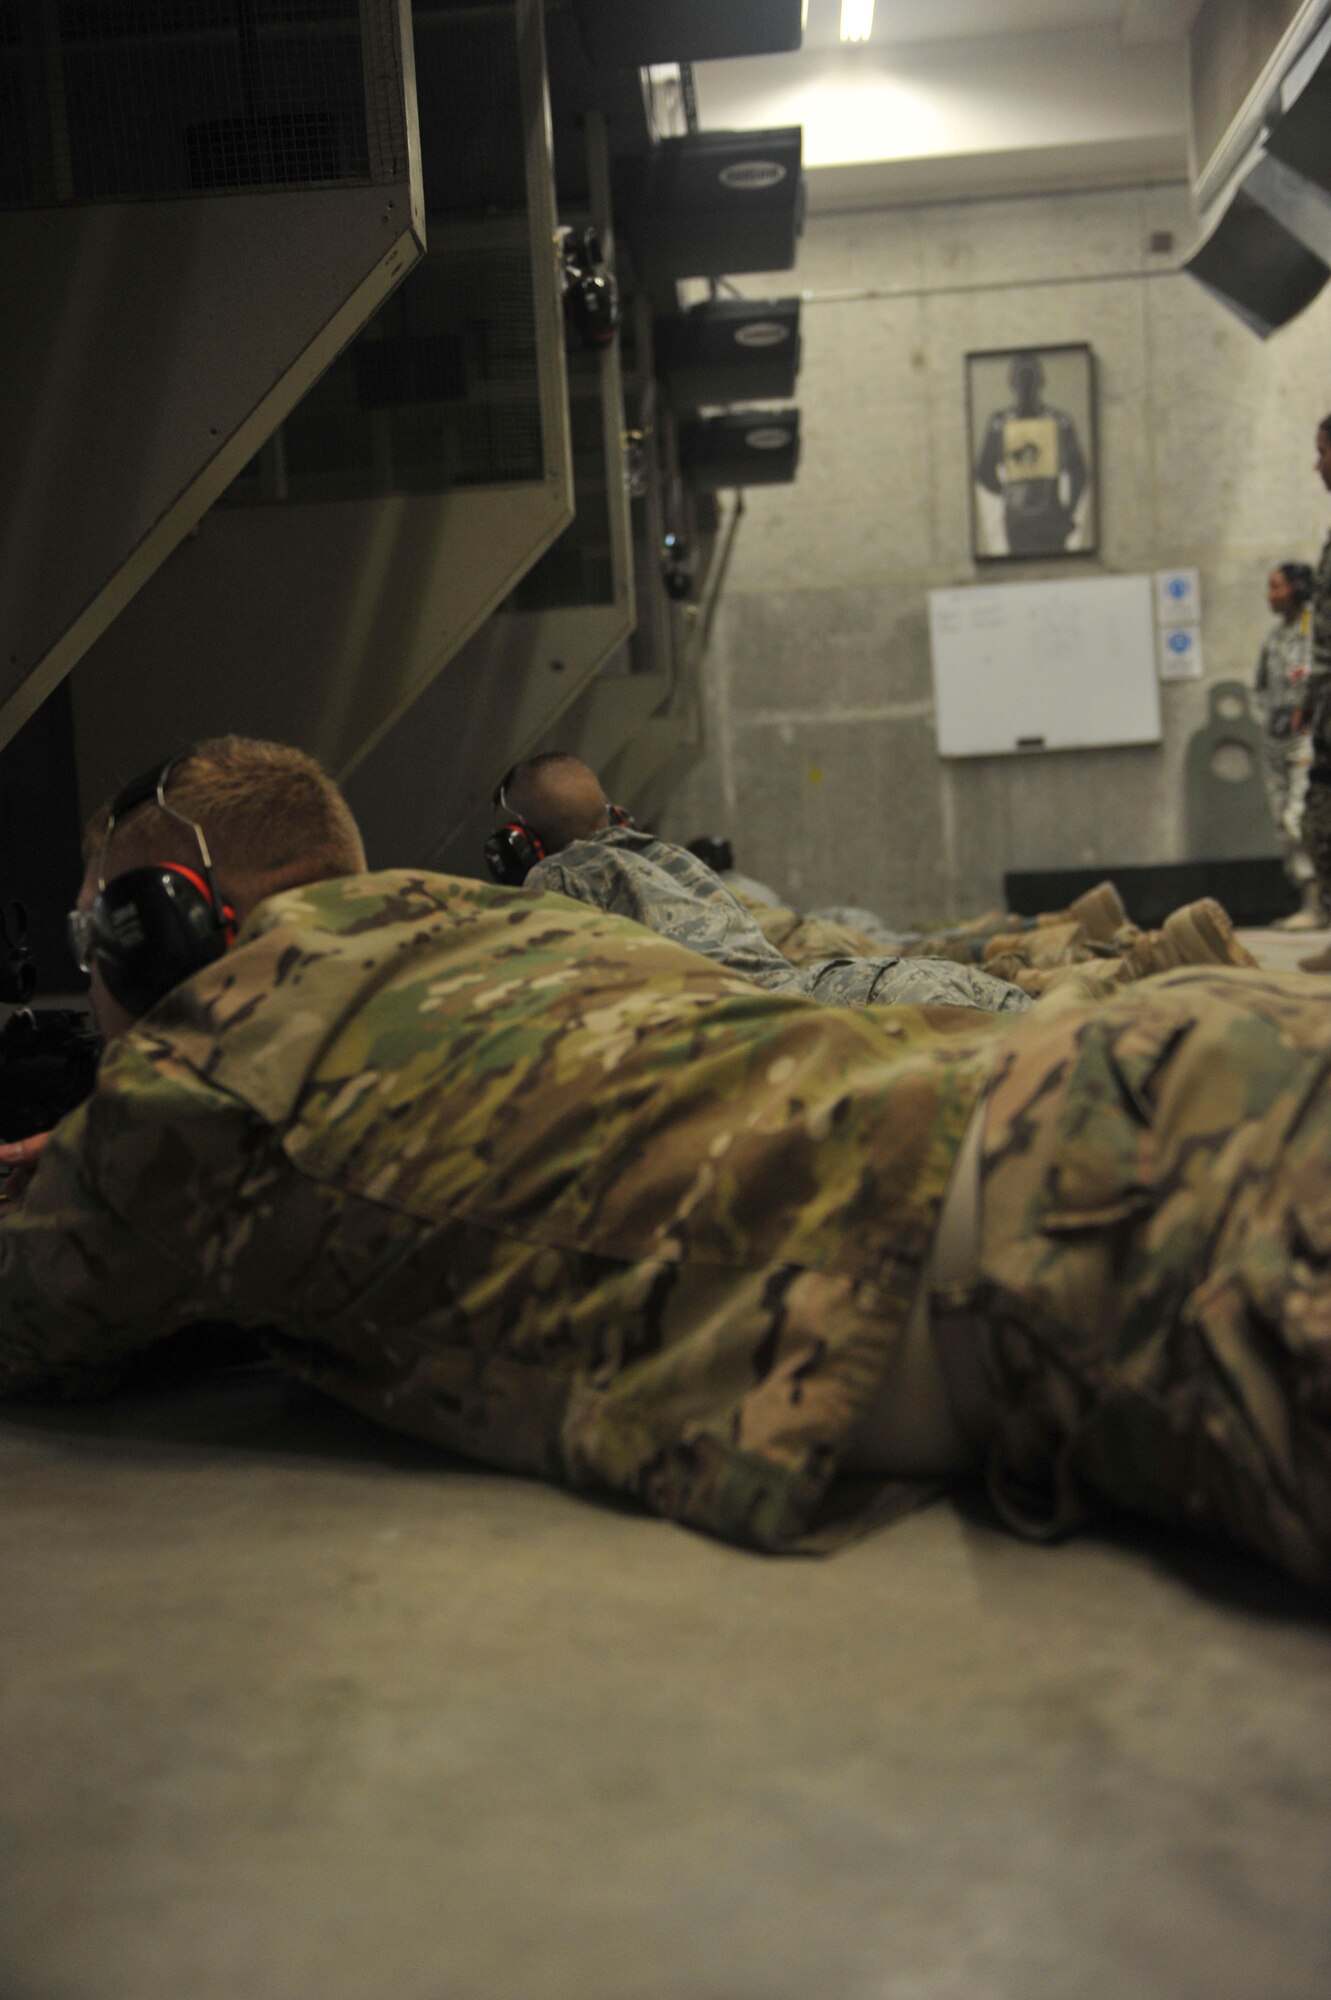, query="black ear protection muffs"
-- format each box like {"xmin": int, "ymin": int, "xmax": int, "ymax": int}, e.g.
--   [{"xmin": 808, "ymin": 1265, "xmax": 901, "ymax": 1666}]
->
[
  {"xmin": 484, "ymin": 771, "xmax": 548, "ymax": 887},
  {"xmin": 76, "ymin": 760, "xmax": 237, "ymax": 1015},
  {"xmin": 483, "ymin": 772, "xmax": 634, "ymax": 887}
]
